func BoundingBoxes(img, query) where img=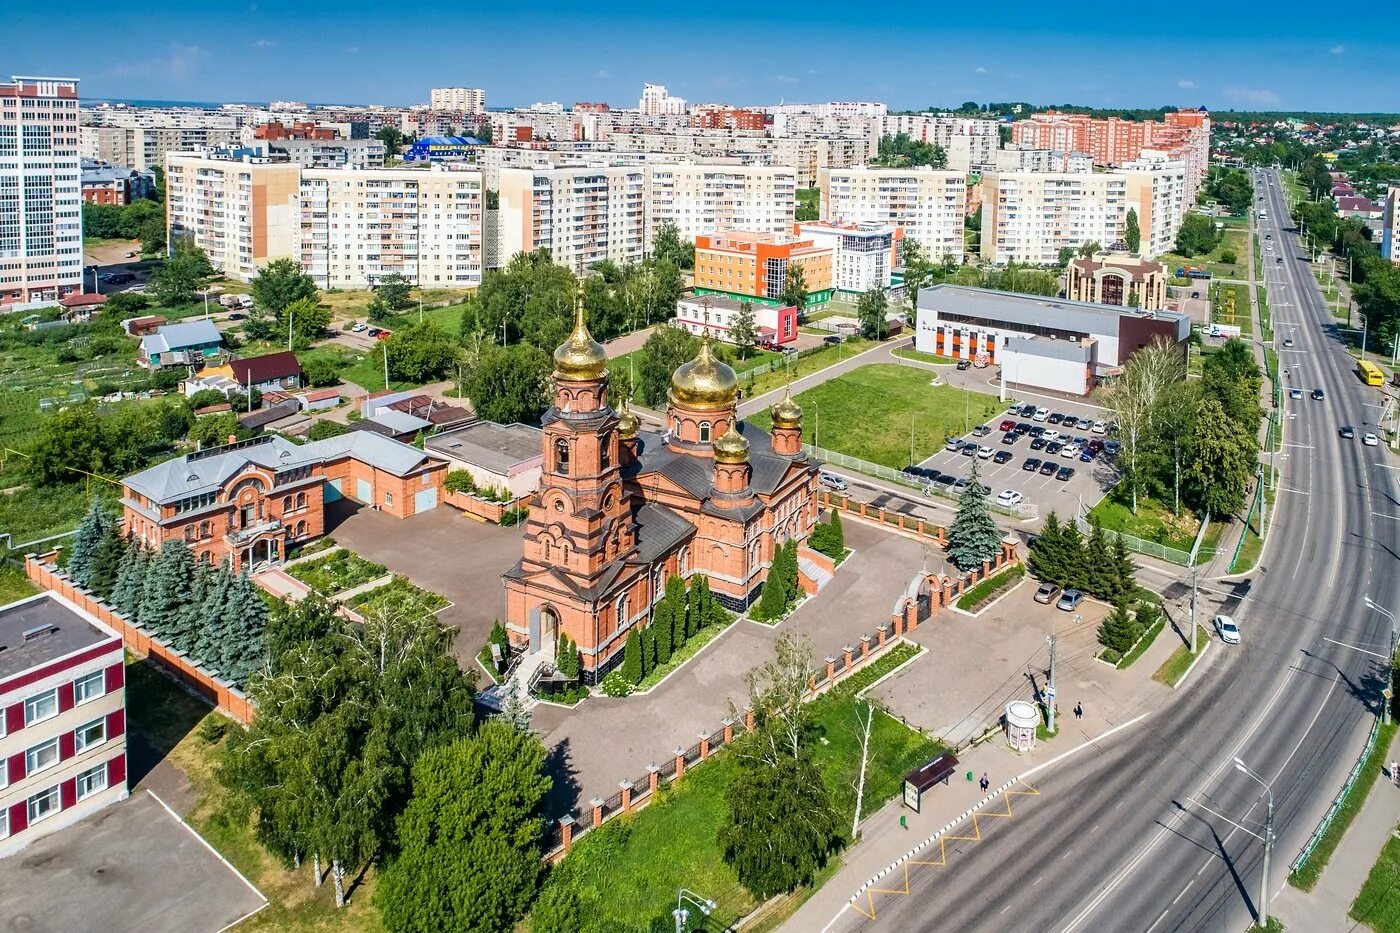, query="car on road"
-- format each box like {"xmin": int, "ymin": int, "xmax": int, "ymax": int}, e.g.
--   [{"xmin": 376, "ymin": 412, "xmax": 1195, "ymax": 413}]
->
[
  {"xmin": 956, "ymin": 359, "xmax": 972, "ymax": 370},
  {"xmin": 1312, "ymin": 388, "xmax": 1325, "ymax": 400},
  {"xmin": 1283, "ymin": 337, "xmax": 1293, "ymax": 347},
  {"xmin": 1289, "ymin": 388, "xmax": 1303, "ymax": 399},
  {"xmin": 823, "ymin": 335, "xmax": 844, "ymax": 345},
  {"xmin": 1034, "ymin": 583, "xmax": 1062, "ymax": 605},
  {"xmin": 999, "ymin": 419, "xmax": 1017, "ymax": 432},
  {"xmin": 1276, "ymin": 257, "xmax": 1283, "ymax": 264},
  {"xmin": 1215, "ymin": 614, "xmax": 1240, "ymax": 644},
  {"xmin": 946, "ymin": 437, "xmax": 963, "ymax": 452},
  {"xmin": 1364, "ymin": 433, "xmax": 1380, "ymax": 446},
  {"xmin": 367, "ymin": 326, "xmax": 383, "ymax": 336},
  {"xmin": 1057, "ymin": 588, "xmax": 1085, "ymax": 611},
  {"xmin": 1023, "ymin": 457, "xmax": 1042, "ymax": 472},
  {"xmin": 1056, "ymin": 466, "xmax": 1076, "ymax": 481},
  {"xmin": 227, "ymin": 312, "xmax": 245, "ymax": 321},
  {"xmin": 972, "ymin": 424, "xmax": 992, "ymax": 437},
  {"xmin": 977, "ymin": 445, "xmax": 994, "ymax": 459},
  {"xmin": 1033, "ymin": 407, "xmax": 1050, "ymax": 421},
  {"xmin": 1039, "ymin": 460, "xmax": 1058, "ymax": 476},
  {"xmin": 993, "ymin": 450, "xmax": 1013, "ymax": 464},
  {"xmin": 1029, "ymin": 436, "xmax": 1047, "ymax": 450},
  {"xmin": 818, "ymin": 473, "xmax": 848, "ymax": 491},
  {"xmin": 996, "ymin": 489, "xmax": 1024, "ymax": 506},
  {"xmin": 352, "ymin": 322, "xmax": 368, "ymax": 332},
  {"xmin": 1340, "ymin": 425, "xmax": 1356, "ymax": 439}
]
